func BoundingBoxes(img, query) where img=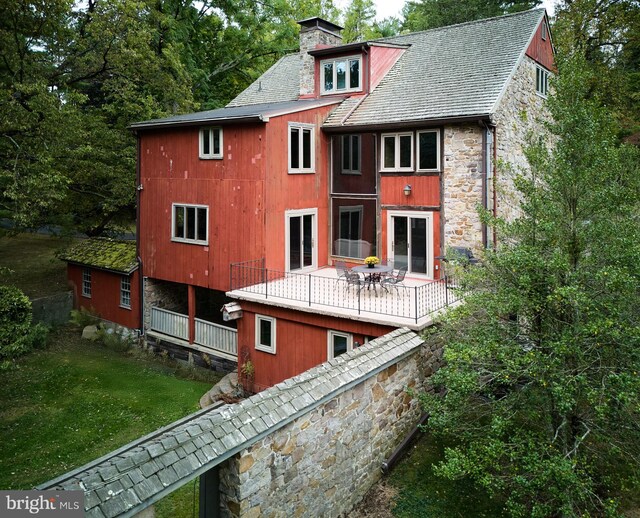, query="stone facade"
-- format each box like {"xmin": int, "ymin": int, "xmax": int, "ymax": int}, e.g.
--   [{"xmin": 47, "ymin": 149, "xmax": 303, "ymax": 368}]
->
[
  {"xmin": 142, "ymin": 277, "xmax": 187, "ymax": 334},
  {"xmin": 218, "ymin": 336, "xmax": 444, "ymax": 518},
  {"xmin": 493, "ymin": 55, "xmax": 551, "ymax": 224},
  {"xmin": 299, "ymin": 26, "xmax": 342, "ymax": 96},
  {"xmin": 442, "ymin": 122, "xmax": 485, "ymax": 253}
]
